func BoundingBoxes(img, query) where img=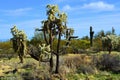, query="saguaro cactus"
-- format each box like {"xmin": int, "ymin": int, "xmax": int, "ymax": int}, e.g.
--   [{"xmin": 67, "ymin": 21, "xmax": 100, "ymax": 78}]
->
[
  {"xmin": 11, "ymin": 26, "xmax": 27, "ymax": 63},
  {"xmin": 90, "ymin": 26, "xmax": 94, "ymax": 47},
  {"xmin": 112, "ymin": 27, "xmax": 115, "ymax": 35}
]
